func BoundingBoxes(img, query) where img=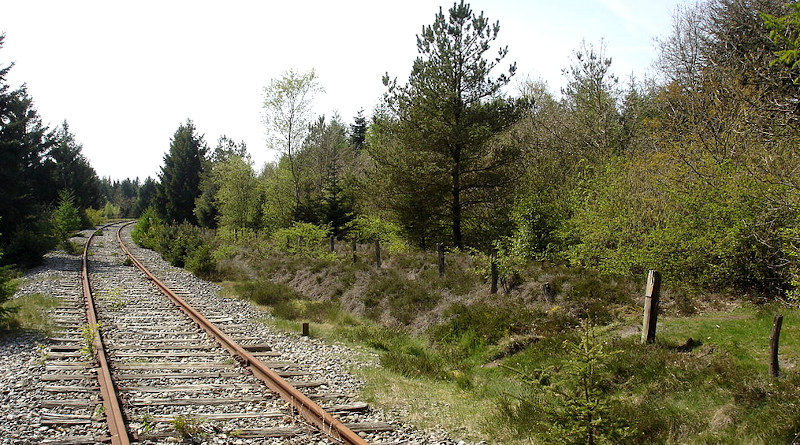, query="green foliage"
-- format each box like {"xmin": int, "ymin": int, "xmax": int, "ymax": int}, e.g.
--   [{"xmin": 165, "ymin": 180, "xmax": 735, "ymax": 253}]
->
[
  {"xmin": 52, "ymin": 190, "xmax": 83, "ymax": 248},
  {"xmin": 233, "ymin": 279, "xmax": 300, "ymax": 306},
  {"xmin": 156, "ymin": 120, "xmax": 206, "ymax": 224},
  {"xmin": 762, "ymin": 3, "xmax": 800, "ymax": 83},
  {"xmin": 213, "ymin": 155, "xmax": 260, "ymax": 237},
  {"xmin": 375, "ymin": 0, "xmax": 527, "ymax": 249},
  {"xmin": 501, "ymin": 323, "xmax": 629, "ymax": 444},
  {"xmin": 159, "ymin": 223, "xmax": 213, "ymax": 270},
  {"xmin": 0, "ymin": 265, "xmax": 17, "ymax": 329},
  {"xmin": 565, "ymin": 156, "xmax": 793, "ymax": 297},
  {"xmin": 102, "ymin": 202, "xmax": 120, "ymax": 219},
  {"xmin": 365, "ymin": 270, "xmax": 440, "ymax": 324},
  {"xmin": 84, "ymin": 208, "xmax": 106, "ymax": 227},
  {"xmin": 131, "ymin": 207, "xmax": 164, "ymax": 250},
  {"xmin": 272, "ymin": 222, "xmax": 334, "ymax": 260},
  {"xmin": 346, "ymin": 214, "xmax": 409, "ymax": 253},
  {"xmin": 171, "ymin": 414, "xmax": 206, "ymax": 439},
  {"xmin": 79, "ymin": 323, "xmax": 100, "ymax": 360}
]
